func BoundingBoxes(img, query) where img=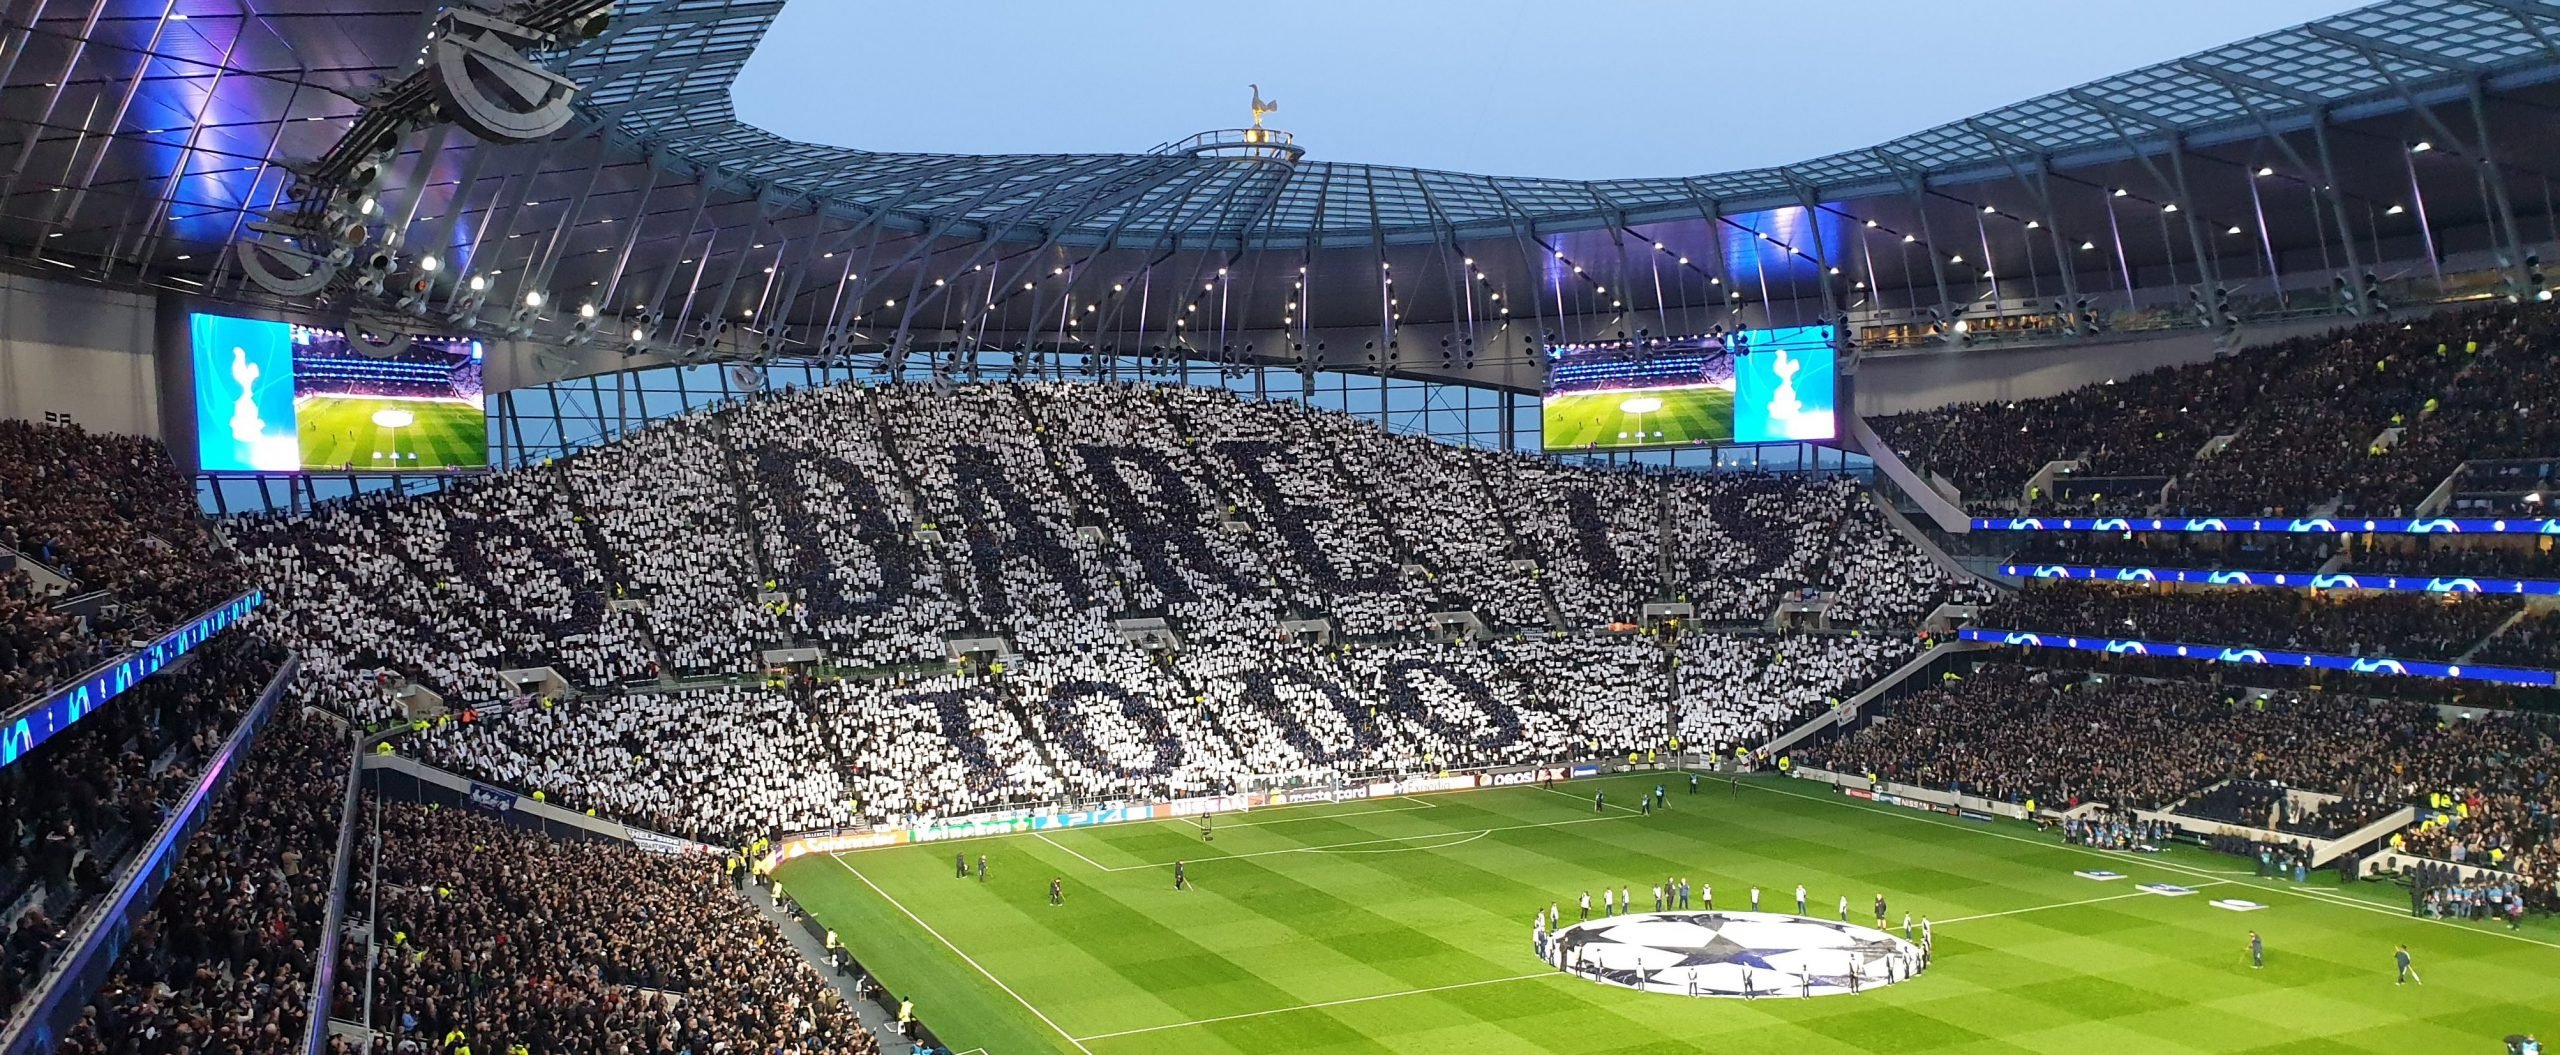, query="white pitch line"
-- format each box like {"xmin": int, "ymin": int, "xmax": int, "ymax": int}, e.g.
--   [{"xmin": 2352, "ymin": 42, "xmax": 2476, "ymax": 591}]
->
[
  {"xmin": 1034, "ymin": 830, "xmax": 1114, "ymax": 872},
  {"xmin": 1395, "ymin": 794, "xmax": 1444, "ymax": 809},
  {"xmin": 1072, "ymin": 971, "xmax": 1558, "ymax": 1042},
  {"xmin": 829, "ymin": 854, "xmax": 1094, "ymax": 1055},
  {"xmin": 1092, "ymin": 812, "xmax": 1628, "ymax": 873},
  {"xmin": 1300, "ymin": 830, "xmax": 1490, "ymax": 855},
  {"xmin": 1748, "ymin": 779, "xmax": 2560, "ymax": 953},
  {"xmin": 1934, "ymin": 882, "xmax": 2228, "ymax": 925},
  {"xmin": 1183, "ymin": 800, "xmax": 1442, "ymax": 830}
]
